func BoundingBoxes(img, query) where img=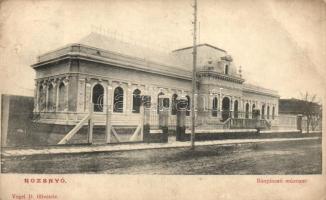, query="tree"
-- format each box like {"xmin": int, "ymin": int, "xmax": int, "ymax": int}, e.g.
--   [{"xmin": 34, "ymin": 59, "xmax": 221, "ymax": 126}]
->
[{"xmin": 300, "ymin": 92, "xmax": 322, "ymax": 133}]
